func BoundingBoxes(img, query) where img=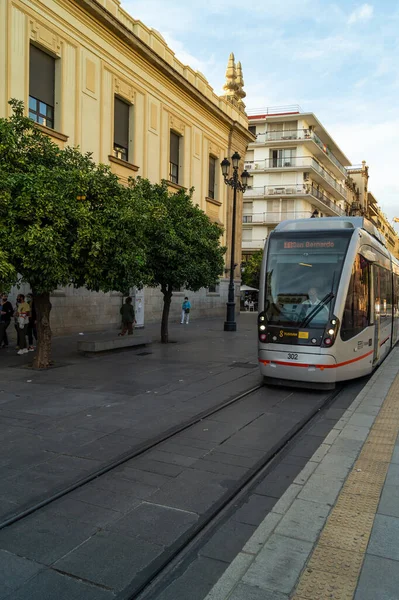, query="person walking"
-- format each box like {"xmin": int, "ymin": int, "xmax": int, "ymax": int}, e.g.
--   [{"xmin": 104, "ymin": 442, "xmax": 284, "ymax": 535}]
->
[
  {"xmin": 26, "ymin": 293, "xmax": 37, "ymax": 351},
  {"xmin": 119, "ymin": 296, "xmax": 136, "ymax": 336},
  {"xmin": 181, "ymin": 297, "xmax": 191, "ymax": 325},
  {"xmin": 0, "ymin": 293, "xmax": 13, "ymax": 348},
  {"xmin": 15, "ymin": 294, "xmax": 30, "ymax": 355}
]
